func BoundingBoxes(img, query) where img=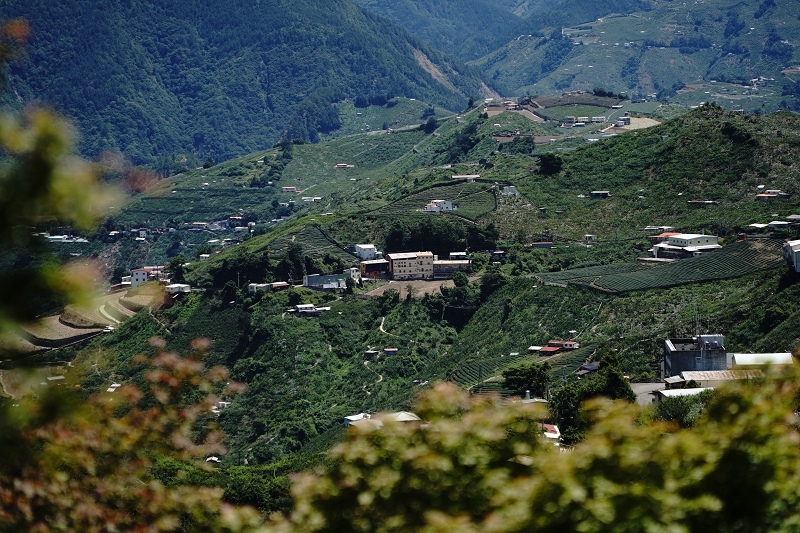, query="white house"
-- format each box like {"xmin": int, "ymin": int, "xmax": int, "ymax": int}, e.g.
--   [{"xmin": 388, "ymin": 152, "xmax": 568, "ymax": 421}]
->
[
  {"xmin": 165, "ymin": 284, "xmax": 191, "ymax": 294},
  {"xmin": 423, "ymin": 199, "xmax": 454, "ymax": 212},
  {"xmin": 652, "ymin": 233, "xmax": 721, "ymax": 259},
  {"xmin": 130, "ymin": 269, "xmax": 150, "ymax": 288},
  {"xmin": 354, "ymin": 244, "xmax": 379, "ymax": 260},
  {"xmin": 784, "ymin": 239, "xmax": 800, "ymax": 272}
]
